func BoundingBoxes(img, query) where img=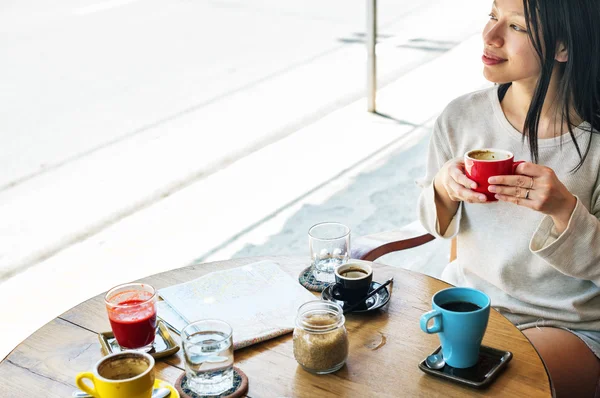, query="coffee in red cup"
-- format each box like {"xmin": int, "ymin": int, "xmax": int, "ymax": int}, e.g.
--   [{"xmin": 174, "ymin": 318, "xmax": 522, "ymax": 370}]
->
[{"xmin": 464, "ymin": 148, "xmax": 524, "ymax": 202}]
